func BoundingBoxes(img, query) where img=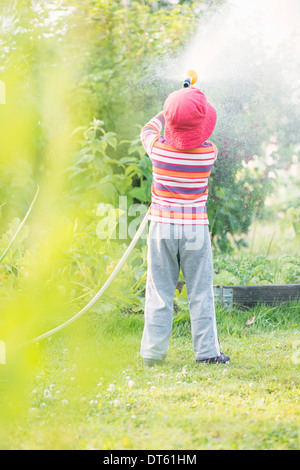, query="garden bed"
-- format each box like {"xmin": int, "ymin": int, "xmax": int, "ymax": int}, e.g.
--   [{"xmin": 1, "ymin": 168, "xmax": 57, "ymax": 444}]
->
[{"xmin": 214, "ymin": 284, "xmax": 300, "ymax": 309}]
